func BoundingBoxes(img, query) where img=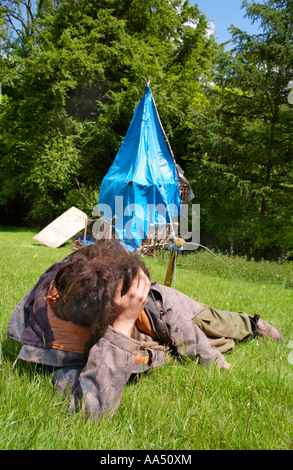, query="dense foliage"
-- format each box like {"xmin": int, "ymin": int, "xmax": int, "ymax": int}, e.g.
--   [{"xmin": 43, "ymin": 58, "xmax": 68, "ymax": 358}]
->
[
  {"xmin": 187, "ymin": 0, "xmax": 293, "ymax": 259},
  {"xmin": 0, "ymin": 0, "xmax": 292, "ymax": 259}
]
